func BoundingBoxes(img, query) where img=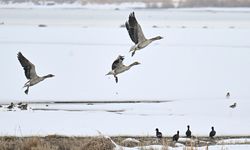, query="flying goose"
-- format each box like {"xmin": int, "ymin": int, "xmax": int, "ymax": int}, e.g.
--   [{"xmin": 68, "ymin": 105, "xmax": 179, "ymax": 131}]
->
[
  {"xmin": 106, "ymin": 55, "xmax": 140, "ymax": 83},
  {"xmin": 155, "ymin": 128, "xmax": 163, "ymax": 138},
  {"xmin": 173, "ymin": 130, "xmax": 179, "ymax": 142},
  {"xmin": 209, "ymin": 126, "xmax": 216, "ymax": 138},
  {"xmin": 186, "ymin": 125, "xmax": 192, "ymax": 138},
  {"xmin": 125, "ymin": 12, "xmax": 163, "ymax": 57},
  {"xmin": 17, "ymin": 52, "xmax": 54, "ymax": 94}
]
